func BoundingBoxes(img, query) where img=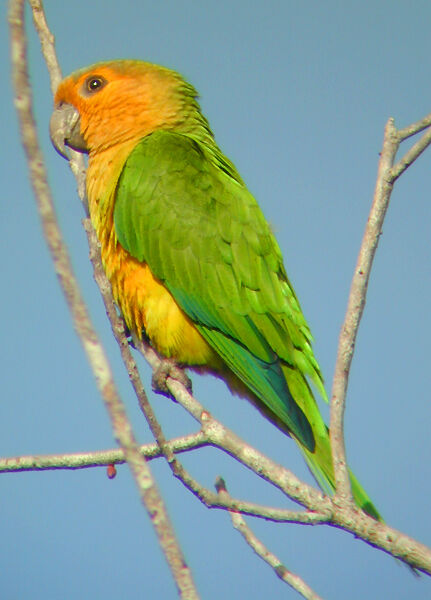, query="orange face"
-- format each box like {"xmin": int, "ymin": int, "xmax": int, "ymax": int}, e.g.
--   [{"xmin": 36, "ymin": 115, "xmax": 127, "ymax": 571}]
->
[{"xmin": 51, "ymin": 60, "xmax": 187, "ymax": 156}]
